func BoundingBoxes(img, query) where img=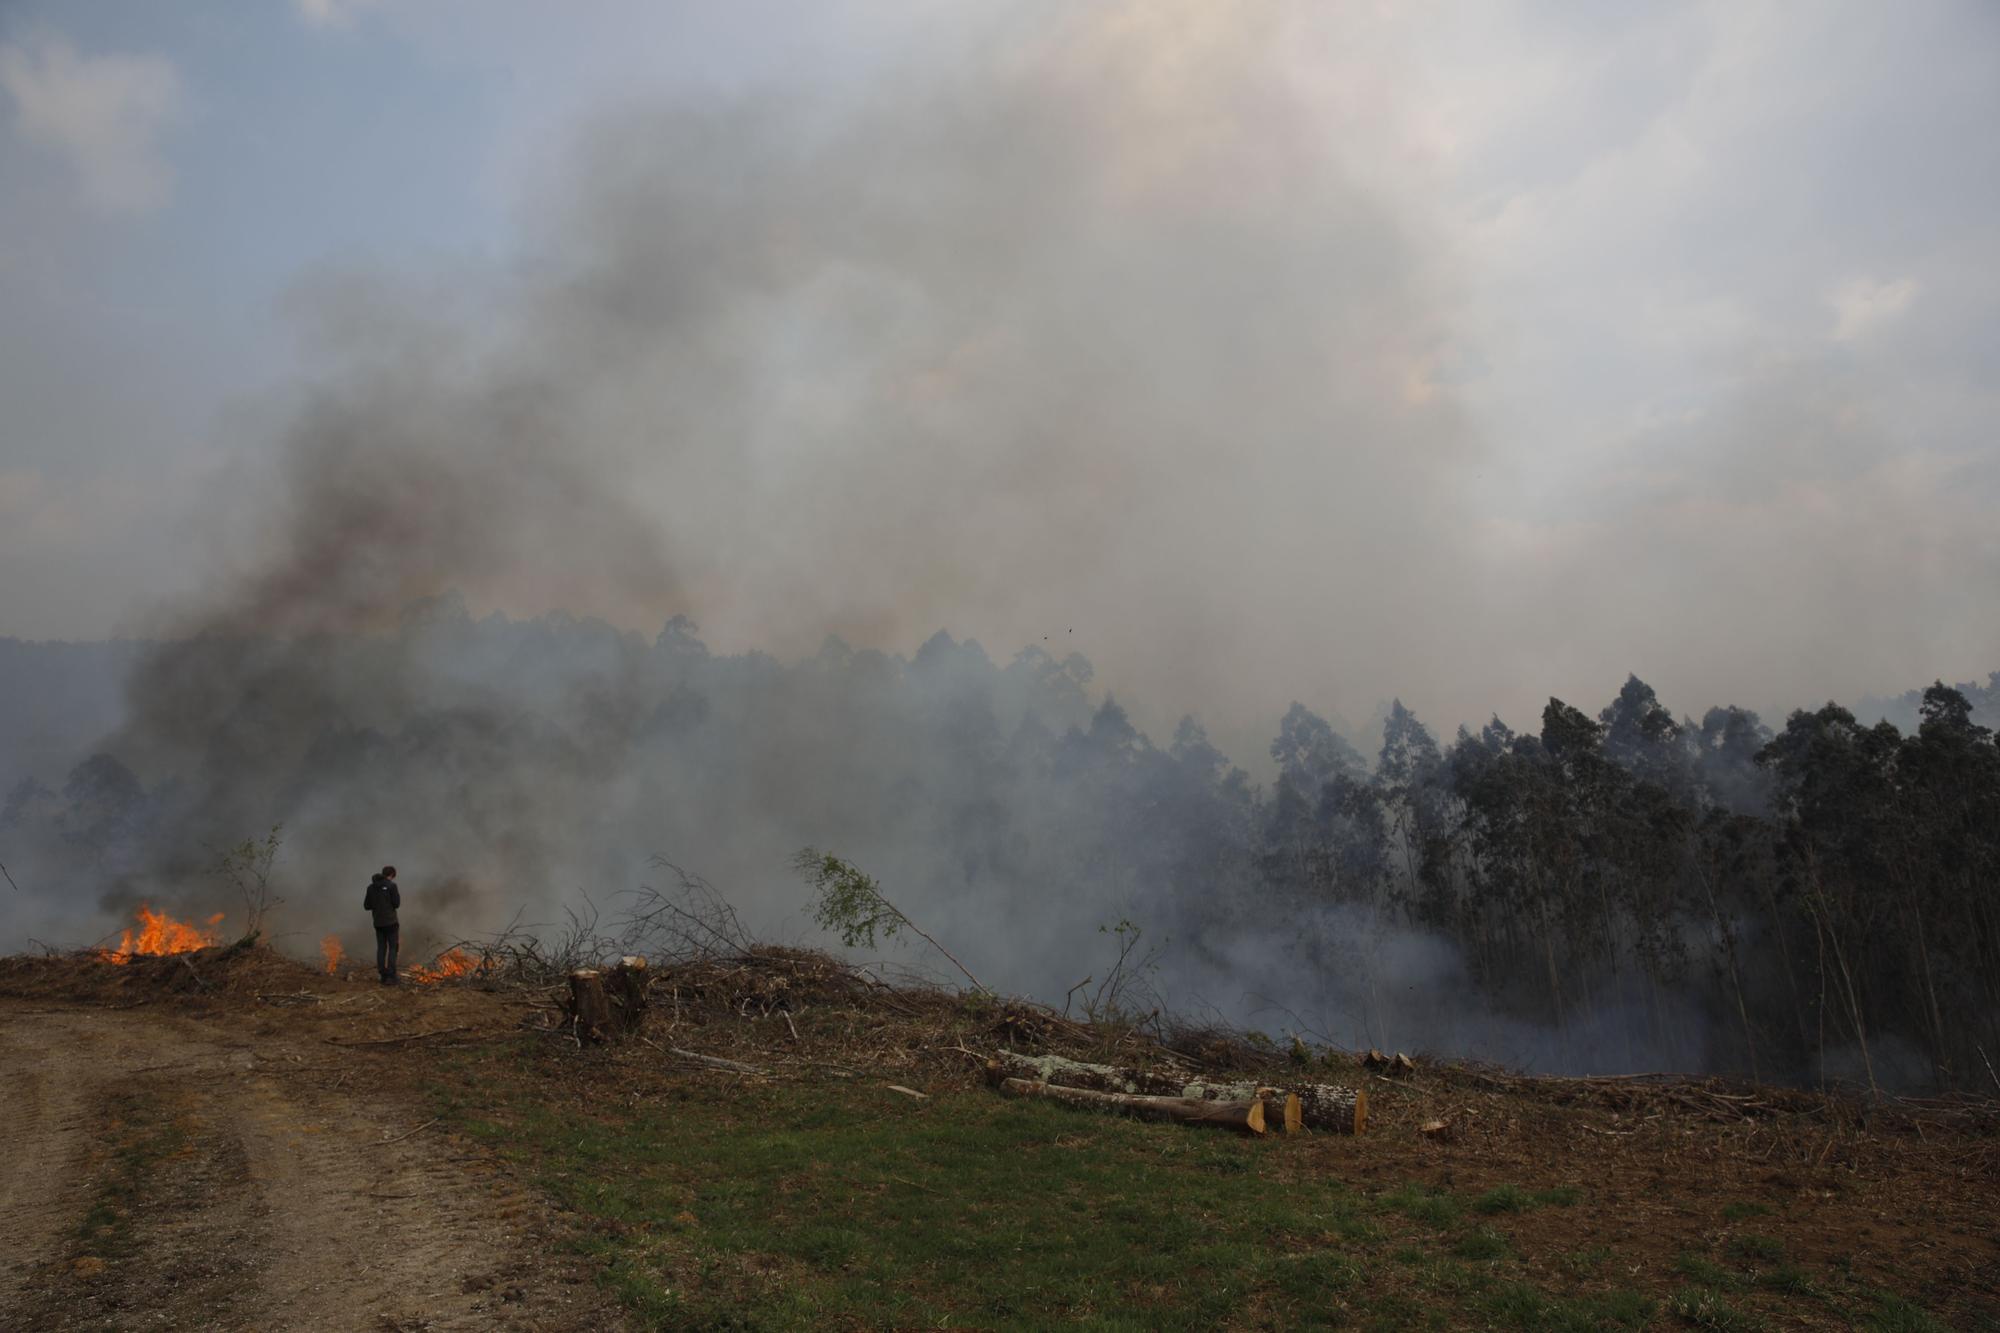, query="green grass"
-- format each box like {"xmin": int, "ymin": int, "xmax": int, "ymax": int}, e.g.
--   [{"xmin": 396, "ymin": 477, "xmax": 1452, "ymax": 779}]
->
[
  {"xmin": 1865, "ymin": 1293, "xmax": 1953, "ymax": 1333},
  {"xmin": 1470, "ymin": 1182, "xmax": 1578, "ymax": 1215},
  {"xmin": 1673, "ymin": 1250, "xmax": 1743, "ymax": 1289},
  {"xmin": 1753, "ymin": 1264, "xmax": 1821, "ymax": 1299},
  {"xmin": 1451, "ymin": 1226, "xmax": 1511, "ymax": 1261},
  {"xmin": 435, "ymin": 1059, "xmax": 1396, "ymax": 1328},
  {"xmin": 1380, "ymin": 1182, "xmax": 1462, "ymax": 1228},
  {"xmin": 1669, "ymin": 1285, "xmax": 1766, "ymax": 1331},
  {"xmin": 1556, "ymin": 1244, "xmax": 1612, "ymax": 1277},
  {"xmin": 420, "ymin": 1040, "xmax": 1956, "ymax": 1332},
  {"xmin": 1721, "ymin": 1200, "xmax": 1772, "ymax": 1221},
  {"xmin": 1725, "ymin": 1233, "xmax": 1786, "ymax": 1265}
]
